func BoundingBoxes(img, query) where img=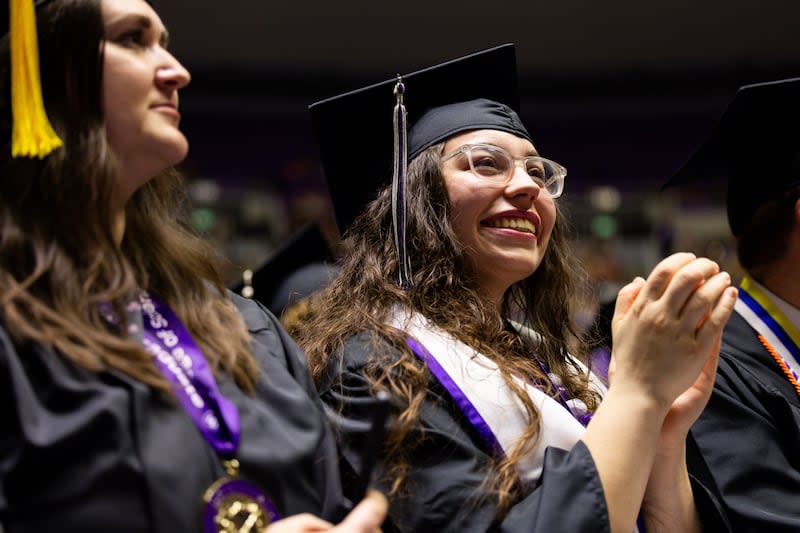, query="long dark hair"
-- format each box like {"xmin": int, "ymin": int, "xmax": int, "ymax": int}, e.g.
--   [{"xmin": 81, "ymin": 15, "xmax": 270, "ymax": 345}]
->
[
  {"xmin": 296, "ymin": 142, "xmax": 599, "ymax": 515},
  {"xmin": 0, "ymin": 0, "xmax": 257, "ymax": 392}
]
